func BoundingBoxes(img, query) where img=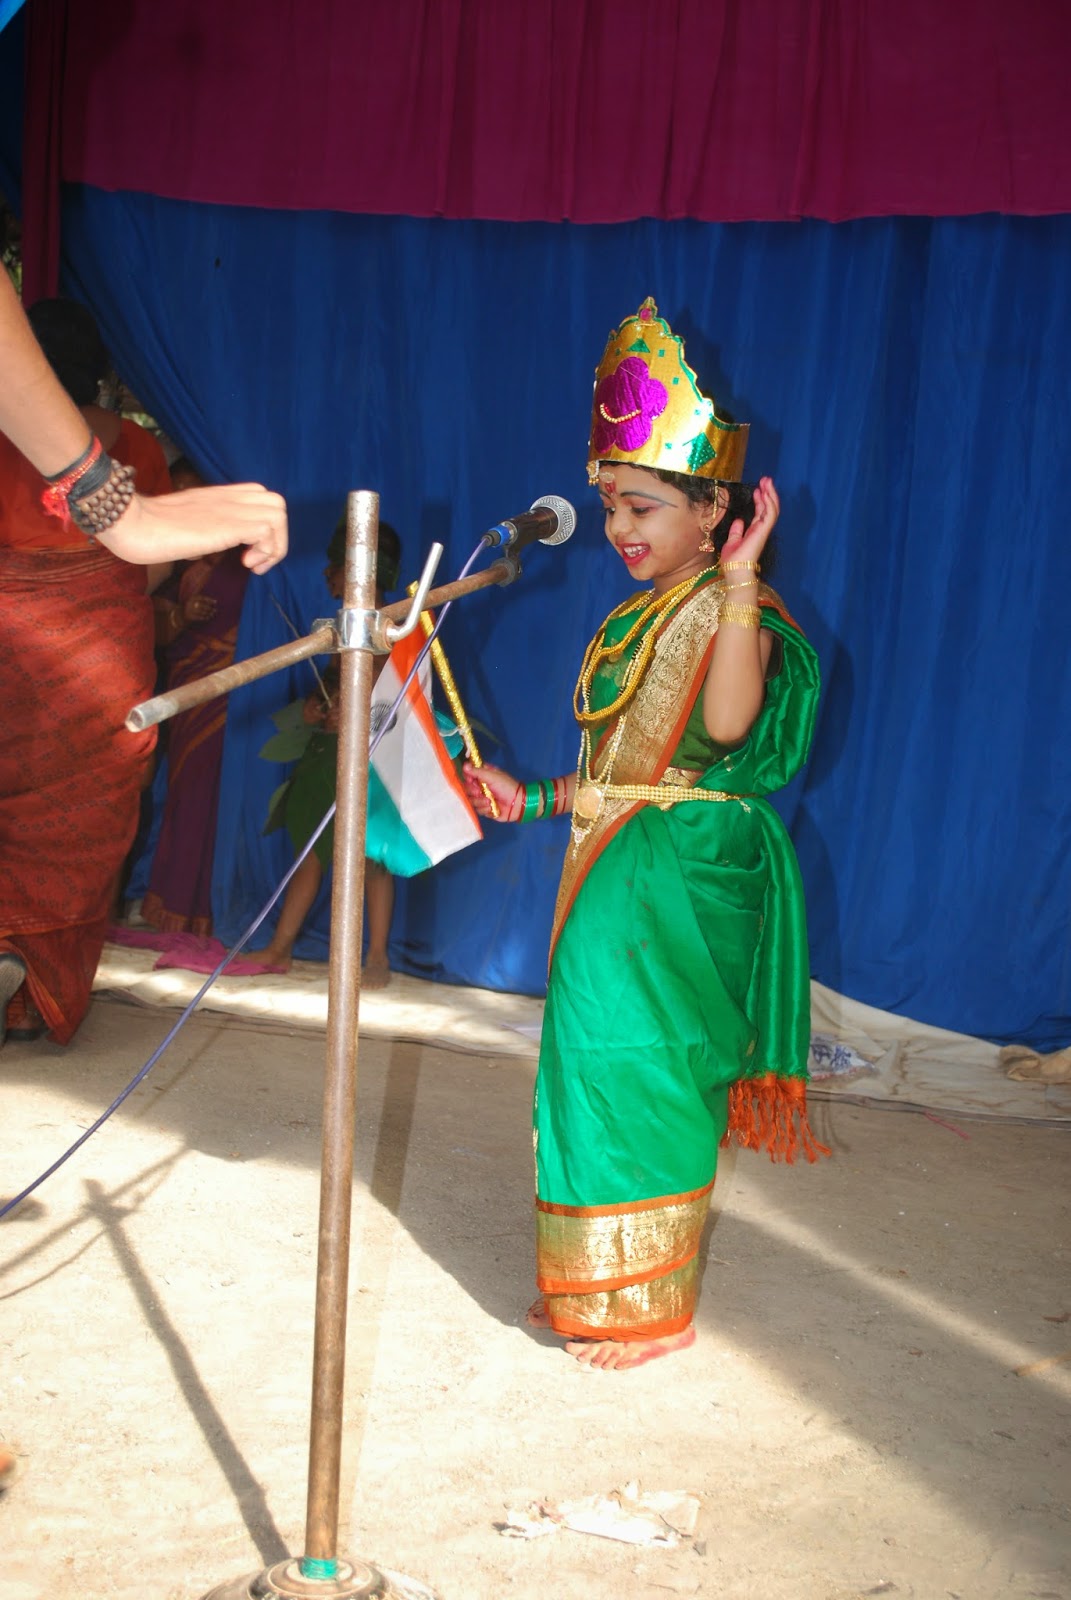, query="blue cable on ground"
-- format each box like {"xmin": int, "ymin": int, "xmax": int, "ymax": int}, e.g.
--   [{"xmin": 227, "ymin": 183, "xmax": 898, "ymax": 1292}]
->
[{"xmin": 0, "ymin": 540, "xmax": 487, "ymax": 1222}]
